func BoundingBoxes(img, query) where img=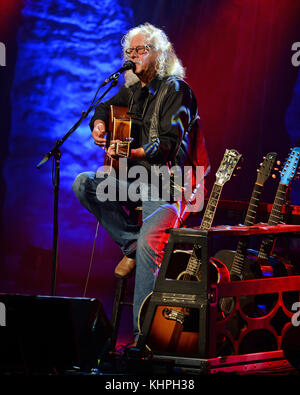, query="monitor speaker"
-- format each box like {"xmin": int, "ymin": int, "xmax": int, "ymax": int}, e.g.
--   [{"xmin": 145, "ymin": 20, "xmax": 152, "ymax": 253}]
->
[{"xmin": 0, "ymin": 294, "xmax": 112, "ymax": 374}]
